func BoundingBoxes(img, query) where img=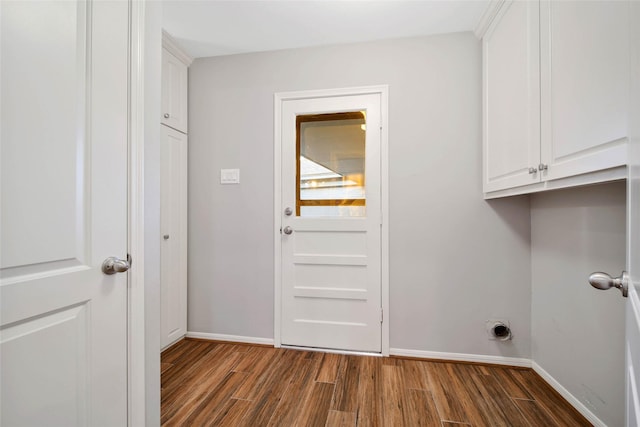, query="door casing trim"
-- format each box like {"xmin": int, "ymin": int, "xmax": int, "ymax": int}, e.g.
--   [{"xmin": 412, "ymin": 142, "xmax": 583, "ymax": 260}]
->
[
  {"xmin": 128, "ymin": 1, "xmax": 146, "ymax": 424},
  {"xmin": 273, "ymin": 85, "xmax": 390, "ymax": 356}
]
